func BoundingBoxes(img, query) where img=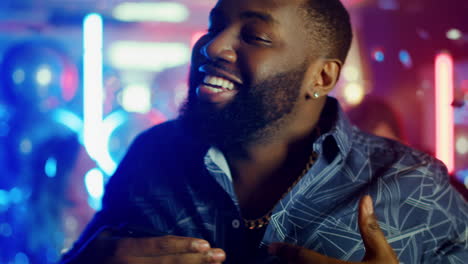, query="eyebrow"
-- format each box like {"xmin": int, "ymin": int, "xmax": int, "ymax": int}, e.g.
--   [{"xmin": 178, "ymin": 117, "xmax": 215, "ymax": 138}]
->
[{"xmin": 239, "ymin": 11, "xmax": 278, "ymax": 24}]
